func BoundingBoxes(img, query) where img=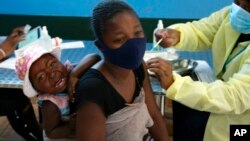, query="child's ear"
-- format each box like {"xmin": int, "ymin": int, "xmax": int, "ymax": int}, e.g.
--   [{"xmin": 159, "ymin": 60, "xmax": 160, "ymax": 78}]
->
[{"xmin": 94, "ymin": 40, "xmax": 104, "ymax": 51}]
